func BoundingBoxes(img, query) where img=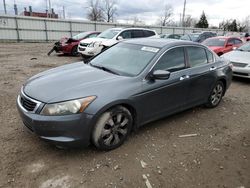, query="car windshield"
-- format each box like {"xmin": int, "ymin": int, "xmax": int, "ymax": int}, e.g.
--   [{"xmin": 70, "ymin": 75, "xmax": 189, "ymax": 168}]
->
[
  {"xmin": 203, "ymin": 38, "xmax": 226, "ymax": 47},
  {"xmin": 236, "ymin": 42, "xmax": 250, "ymax": 51},
  {"xmin": 180, "ymin": 35, "xmax": 191, "ymax": 41},
  {"xmin": 98, "ymin": 29, "xmax": 121, "ymax": 39},
  {"xmin": 189, "ymin": 34, "xmax": 200, "ymax": 41},
  {"xmin": 72, "ymin": 32, "xmax": 90, "ymax": 40},
  {"xmin": 90, "ymin": 43, "xmax": 159, "ymax": 76}
]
